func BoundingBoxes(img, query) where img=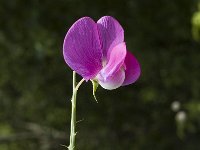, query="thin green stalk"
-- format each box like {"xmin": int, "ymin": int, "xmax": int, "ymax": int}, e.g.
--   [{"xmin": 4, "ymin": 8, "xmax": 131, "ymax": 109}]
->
[{"xmin": 68, "ymin": 71, "xmax": 84, "ymax": 150}]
